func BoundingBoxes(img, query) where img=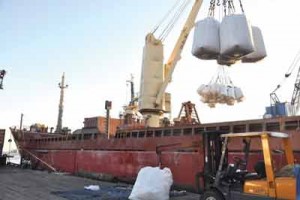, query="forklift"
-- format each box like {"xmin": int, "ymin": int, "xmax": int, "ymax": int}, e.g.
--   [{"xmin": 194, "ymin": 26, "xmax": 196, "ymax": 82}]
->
[{"xmin": 200, "ymin": 131, "xmax": 298, "ymax": 200}]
